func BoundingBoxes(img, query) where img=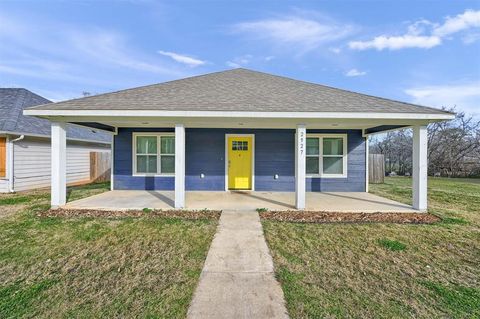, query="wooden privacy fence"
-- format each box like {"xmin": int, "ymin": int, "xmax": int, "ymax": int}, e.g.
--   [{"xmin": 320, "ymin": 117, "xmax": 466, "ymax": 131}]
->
[
  {"xmin": 90, "ymin": 152, "xmax": 111, "ymax": 183},
  {"xmin": 369, "ymin": 153, "xmax": 385, "ymax": 184}
]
